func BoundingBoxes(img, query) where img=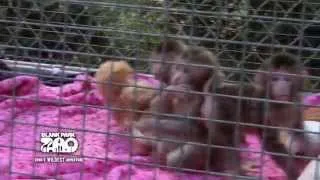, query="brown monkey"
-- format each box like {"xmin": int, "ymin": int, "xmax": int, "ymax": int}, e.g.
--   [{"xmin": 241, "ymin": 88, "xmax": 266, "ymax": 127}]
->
[
  {"xmin": 254, "ymin": 52, "xmax": 308, "ymax": 179},
  {"xmin": 132, "ymin": 84, "xmax": 207, "ymax": 169},
  {"xmin": 150, "ymin": 40, "xmax": 187, "ymax": 85},
  {"xmin": 133, "ymin": 46, "xmax": 222, "ymax": 170},
  {"xmin": 95, "ymin": 60, "xmax": 157, "ymax": 128},
  {"xmin": 201, "ymin": 73, "xmax": 264, "ymax": 176},
  {"xmin": 150, "ymin": 45, "xmax": 263, "ymax": 176}
]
